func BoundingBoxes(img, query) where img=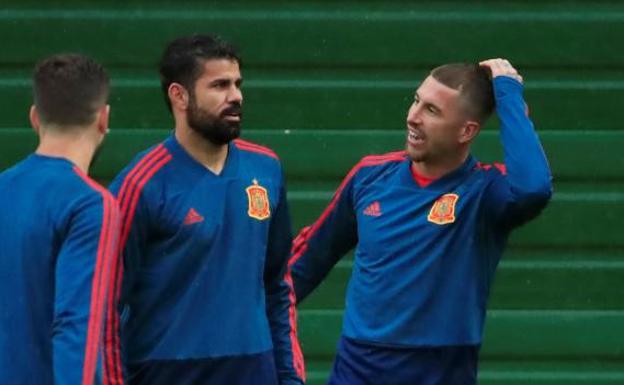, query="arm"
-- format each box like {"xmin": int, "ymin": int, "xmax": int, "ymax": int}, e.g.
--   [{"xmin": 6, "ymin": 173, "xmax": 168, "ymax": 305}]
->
[
  {"xmin": 103, "ymin": 146, "xmax": 170, "ymax": 385},
  {"xmin": 264, "ymin": 180, "xmax": 305, "ymax": 385},
  {"xmin": 480, "ymin": 59, "xmax": 553, "ymax": 227},
  {"xmin": 53, "ymin": 191, "xmax": 120, "ymax": 385},
  {"xmin": 101, "ymin": 175, "xmax": 152, "ymax": 385},
  {"xmin": 290, "ymin": 164, "xmax": 358, "ymax": 302}
]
